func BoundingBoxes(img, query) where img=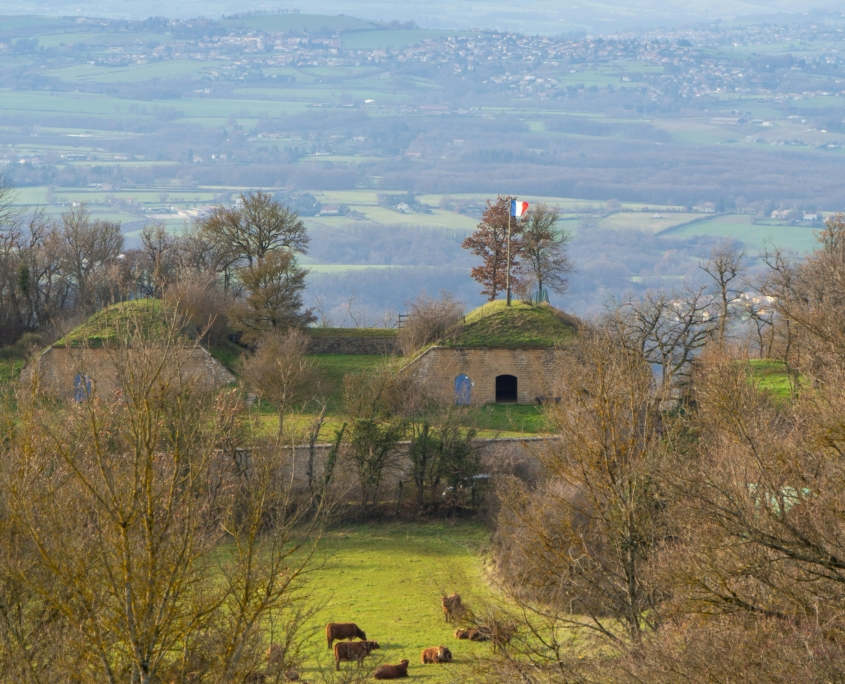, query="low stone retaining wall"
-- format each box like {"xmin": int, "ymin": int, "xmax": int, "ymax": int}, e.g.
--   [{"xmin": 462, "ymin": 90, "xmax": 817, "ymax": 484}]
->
[{"xmin": 307, "ymin": 335, "xmax": 401, "ymax": 355}]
